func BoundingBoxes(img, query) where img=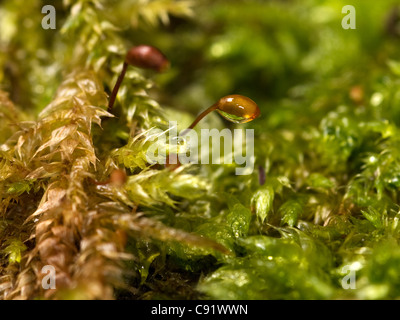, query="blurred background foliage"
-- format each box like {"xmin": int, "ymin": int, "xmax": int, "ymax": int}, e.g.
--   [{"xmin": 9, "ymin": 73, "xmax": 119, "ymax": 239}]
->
[{"xmin": 2, "ymin": 0, "xmax": 400, "ymax": 300}]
